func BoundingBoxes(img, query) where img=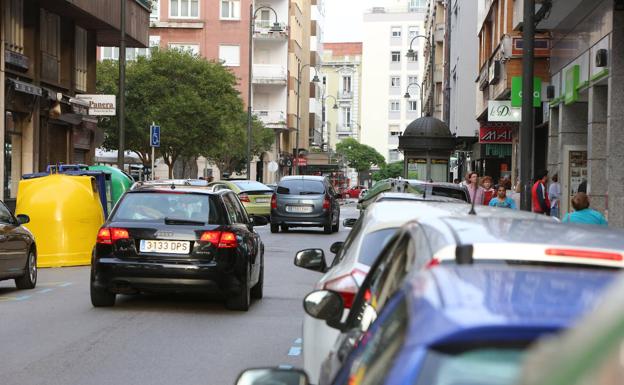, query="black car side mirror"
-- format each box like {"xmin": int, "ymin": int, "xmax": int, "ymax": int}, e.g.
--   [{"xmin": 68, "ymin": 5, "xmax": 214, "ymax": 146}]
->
[
  {"xmin": 303, "ymin": 290, "xmax": 344, "ymax": 328},
  {"xmin": 330, "ymin": 241, "xmax": 343, "ymax": 254},
  {"xmin": 250, "ymin": 216, "xmax": 268, "ymax": 227},
  {"xmin": 235, "ymin": 368, "xmax": 310, "ymax": 385},
  {"xmin": 16, "ymin": 214, "xmax": 30, "ymax": 225},
  {"xmin": 343, "ymin": 218, "xmax": 357, "ymax": 228},
  {"xmin": 294, "ymin": 249, "xmax": 327, "ymax": 272}
]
